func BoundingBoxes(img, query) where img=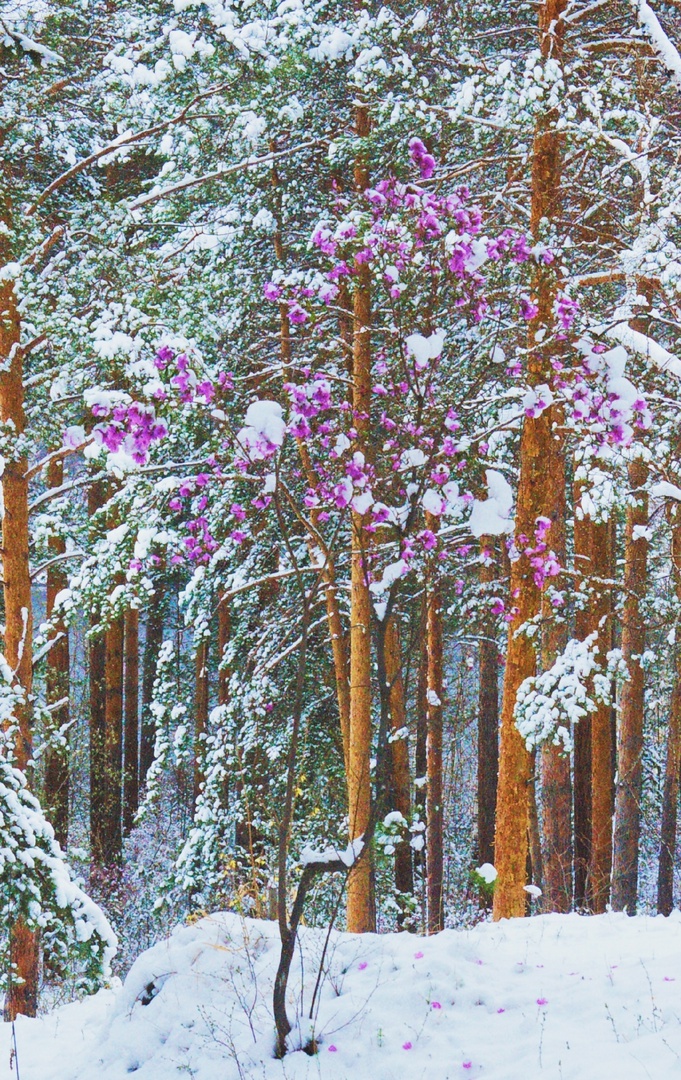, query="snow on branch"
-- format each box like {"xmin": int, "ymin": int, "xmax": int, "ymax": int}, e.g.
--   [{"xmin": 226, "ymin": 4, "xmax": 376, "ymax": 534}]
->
[
  {"xmin": 514, "ymin": 634, "xmax": 613, "ymax": 752},
  {"xmin": 636, "ymin": 1, "xmax": 681, "ymax": 86},
  {"xmin": 129, "ymin": 138, "xmax": 326, "ymax": 211},
  {"xmin": 604, "ymin": 322, "xmax": 681, "ymax": 379}
]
